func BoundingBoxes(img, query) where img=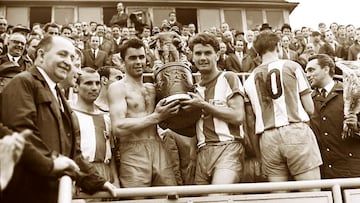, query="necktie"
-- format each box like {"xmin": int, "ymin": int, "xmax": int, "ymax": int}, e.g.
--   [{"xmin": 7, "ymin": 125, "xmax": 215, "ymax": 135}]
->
[
  {"xmin": 55, "ymin": 85, "xmax": 64, "ymax": 112},
  {"xmin": 92, "ymin": 49, "xmax": 96, "ymax": 58}
]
